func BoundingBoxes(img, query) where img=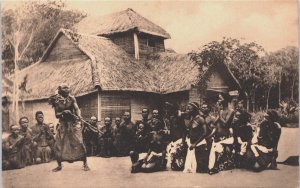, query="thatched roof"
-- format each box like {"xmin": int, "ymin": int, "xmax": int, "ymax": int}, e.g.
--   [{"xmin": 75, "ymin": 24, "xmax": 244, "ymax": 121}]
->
[
  {"xmin": 16, "ymin": 29, "xmax": 241, "ymax": 100},
  {"xmin": 17, "ymin": 57, "xmax": 95, "ymax": 101},
  {"xmin": 17, "ymin": 29, "xmax": 159, "ymax": 100},
  {"xmin": 145, "ymin": 53, "xmax": 200, "ymax": 93},
  {"xmin": 75, "ymin": 8, "xmax": 171, "ymax": 39}
]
